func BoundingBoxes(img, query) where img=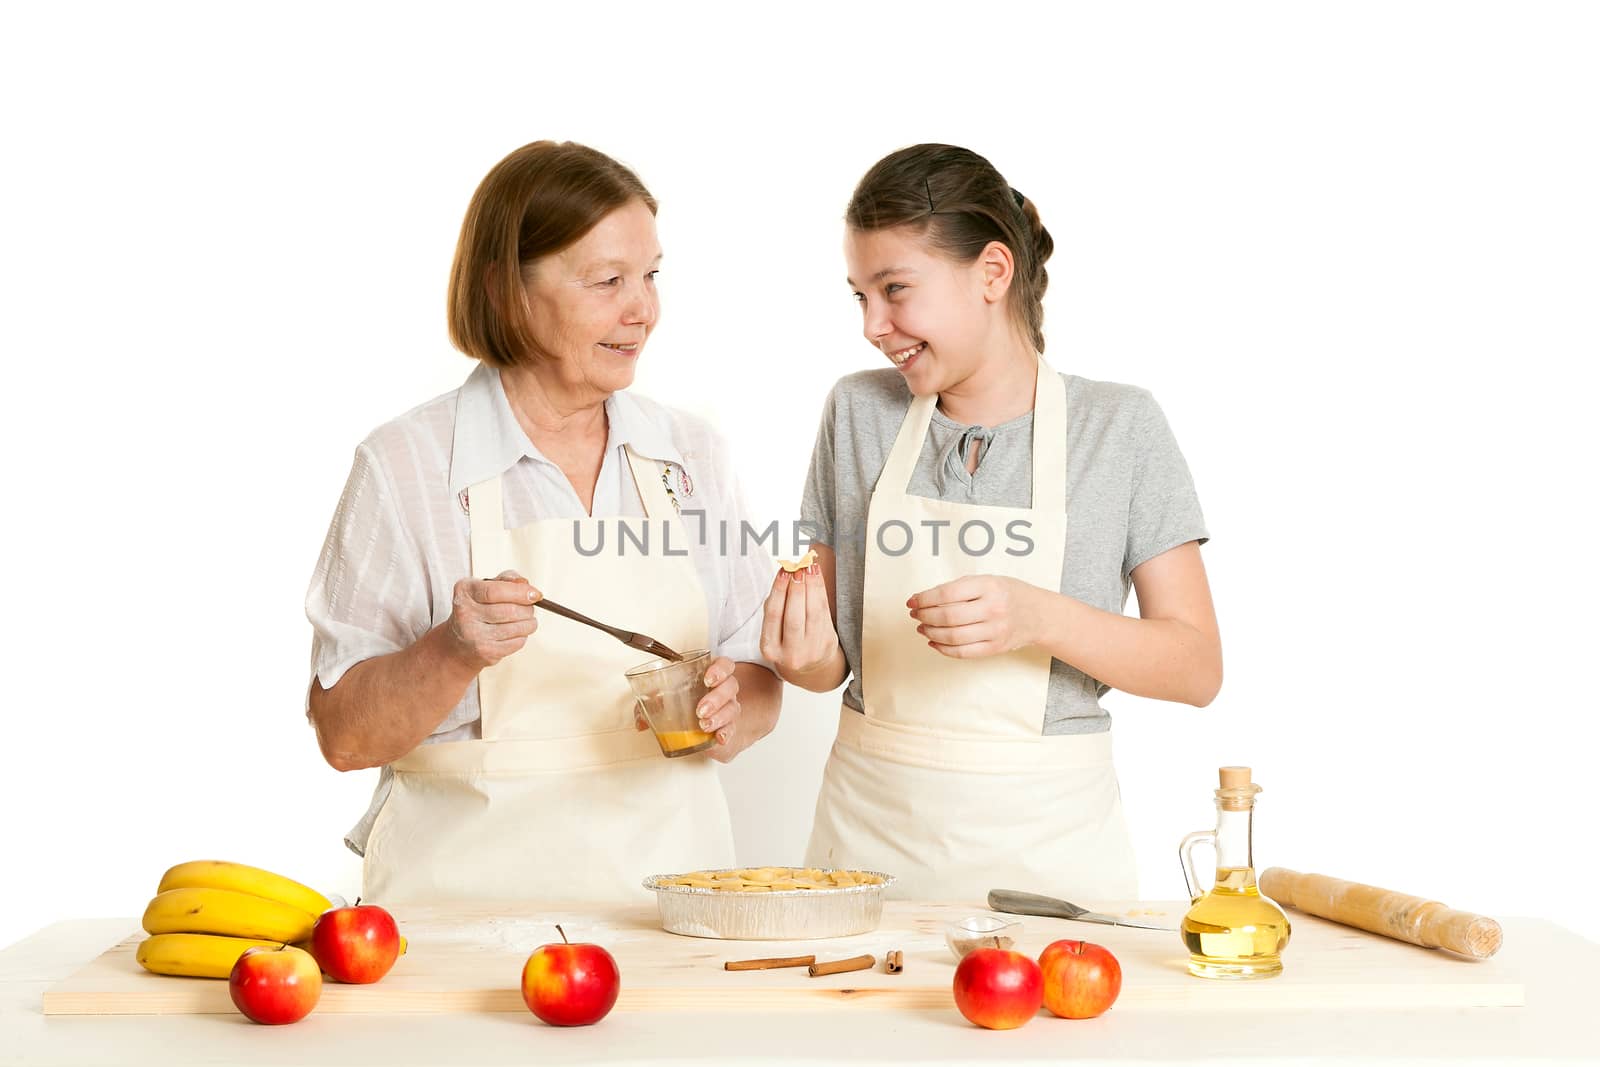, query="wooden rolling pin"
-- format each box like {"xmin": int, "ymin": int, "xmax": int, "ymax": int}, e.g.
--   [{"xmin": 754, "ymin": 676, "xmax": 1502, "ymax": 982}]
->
[{"xmin": 1259, "ymin": 867, "xmax": 1502, "ymax": 959}]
